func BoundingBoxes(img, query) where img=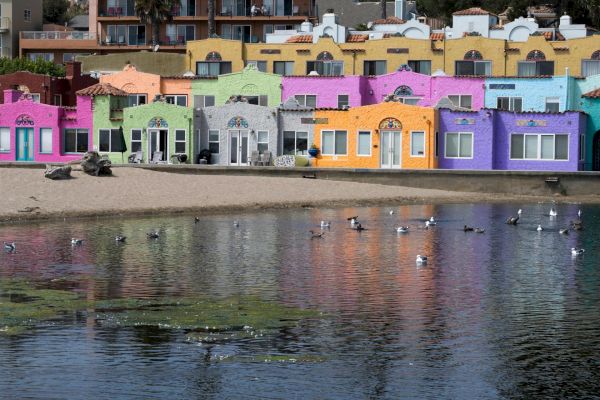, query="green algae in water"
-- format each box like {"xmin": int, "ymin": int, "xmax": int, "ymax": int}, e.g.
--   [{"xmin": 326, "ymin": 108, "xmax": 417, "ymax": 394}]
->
[{"xmin": 1, "ymin": 281, "xmax": 320, "ymax": 338}]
